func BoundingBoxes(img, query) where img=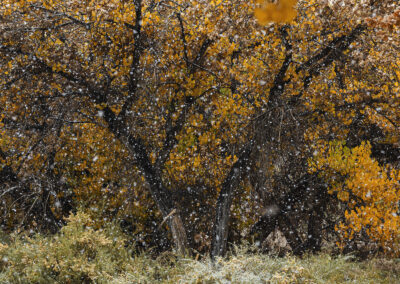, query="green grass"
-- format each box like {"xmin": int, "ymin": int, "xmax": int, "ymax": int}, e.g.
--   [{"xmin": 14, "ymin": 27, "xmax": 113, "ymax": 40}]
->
[{"xmin": 1, "ymin": 212, "xmax": 399, "ymax": 283}]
